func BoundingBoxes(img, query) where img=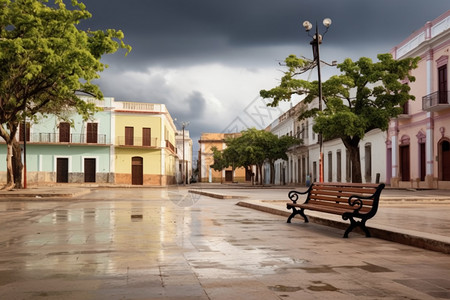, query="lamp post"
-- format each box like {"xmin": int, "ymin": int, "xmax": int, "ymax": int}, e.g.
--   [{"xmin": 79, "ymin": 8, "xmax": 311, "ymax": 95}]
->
[
  {"xmin": 181, "ymin": 121, "xmax": 190, "ymax": 185},
  {"xmin": 303, "ymin": 18, "xmax": 331, "ymax": 183}
]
